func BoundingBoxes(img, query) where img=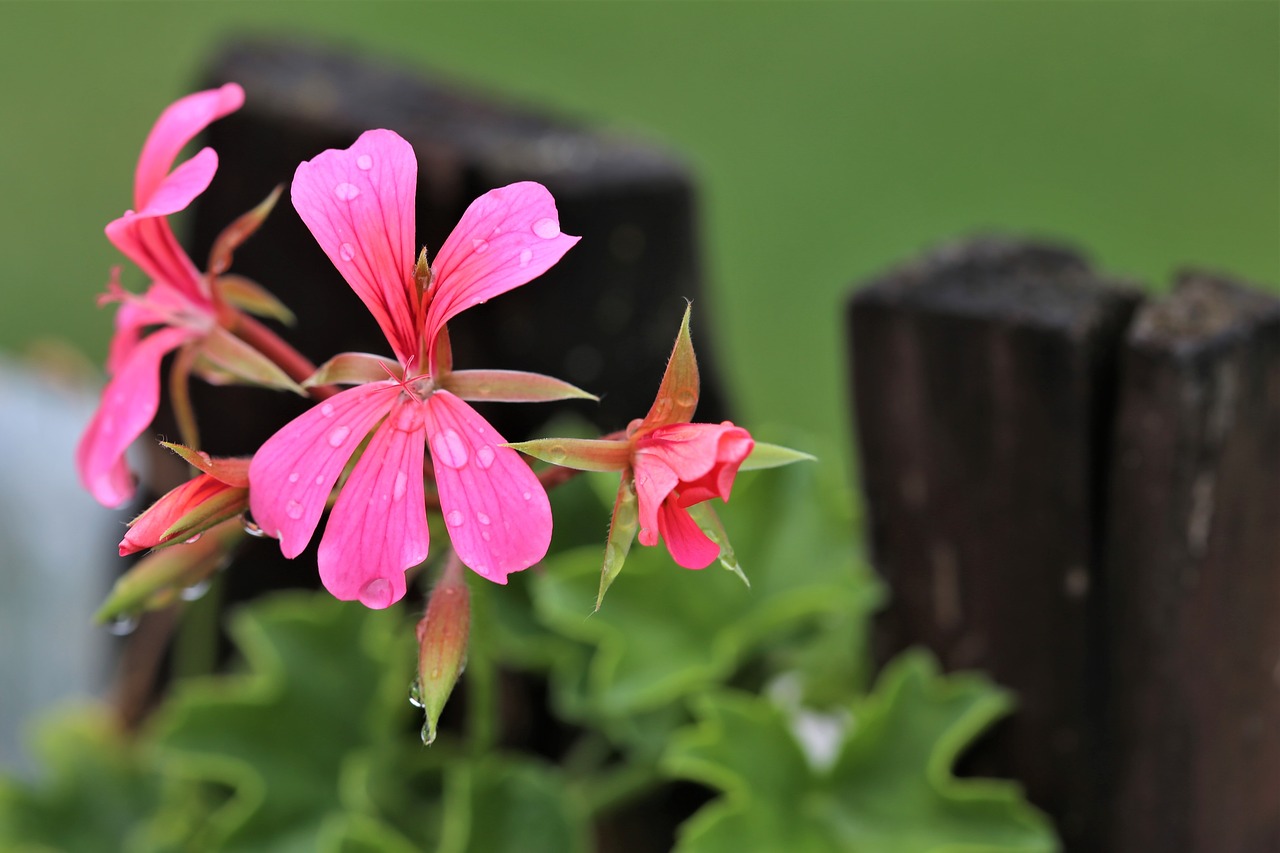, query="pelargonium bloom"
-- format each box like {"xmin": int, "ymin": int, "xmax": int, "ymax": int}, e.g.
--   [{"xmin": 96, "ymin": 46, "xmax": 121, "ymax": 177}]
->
[
  {"xmin": 513, "ymin": 306, "xmax": 756, "ymax": 599},
  {"xmin": 77, "ymin": 83, "xmax": 246, "ymax": 507},
  {"xmin": 119, "ymin": 445, "xmax": 250, "ymax": 556},
  {"xmin": 249, "ymin": 129, "xmax": 580, "ymax": 609}
]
